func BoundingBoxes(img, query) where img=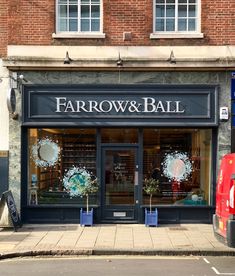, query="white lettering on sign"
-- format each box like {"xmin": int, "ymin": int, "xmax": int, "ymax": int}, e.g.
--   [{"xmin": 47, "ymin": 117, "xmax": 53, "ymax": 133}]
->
[{"xmin": 55, "ymin": 97, "xmax": 185, "ymax": 114}]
